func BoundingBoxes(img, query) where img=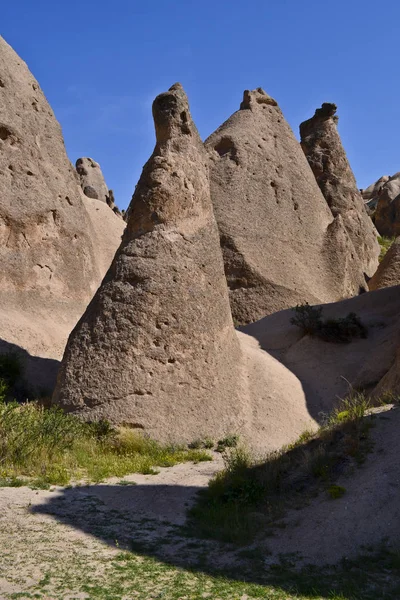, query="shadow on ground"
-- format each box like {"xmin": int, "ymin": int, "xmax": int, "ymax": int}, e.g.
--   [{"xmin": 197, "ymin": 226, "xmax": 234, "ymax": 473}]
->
[
  {"xmin": 0, "ymin": 338, "xmax": 59, "ymax": 400},
  {"xmin": 31, "ymin": 479, "xmax": 400, "ymax": 600}
]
